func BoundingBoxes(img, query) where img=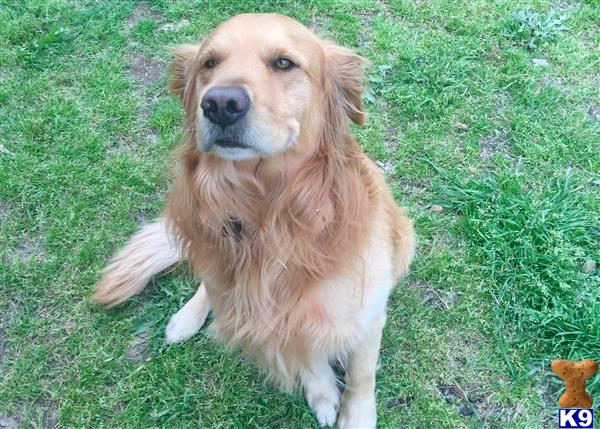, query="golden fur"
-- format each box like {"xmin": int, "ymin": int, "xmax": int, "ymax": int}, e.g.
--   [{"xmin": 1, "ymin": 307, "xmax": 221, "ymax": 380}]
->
[{"xmin": 93, "ymin": 13, "xmax": 415, "ymax": 428}]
